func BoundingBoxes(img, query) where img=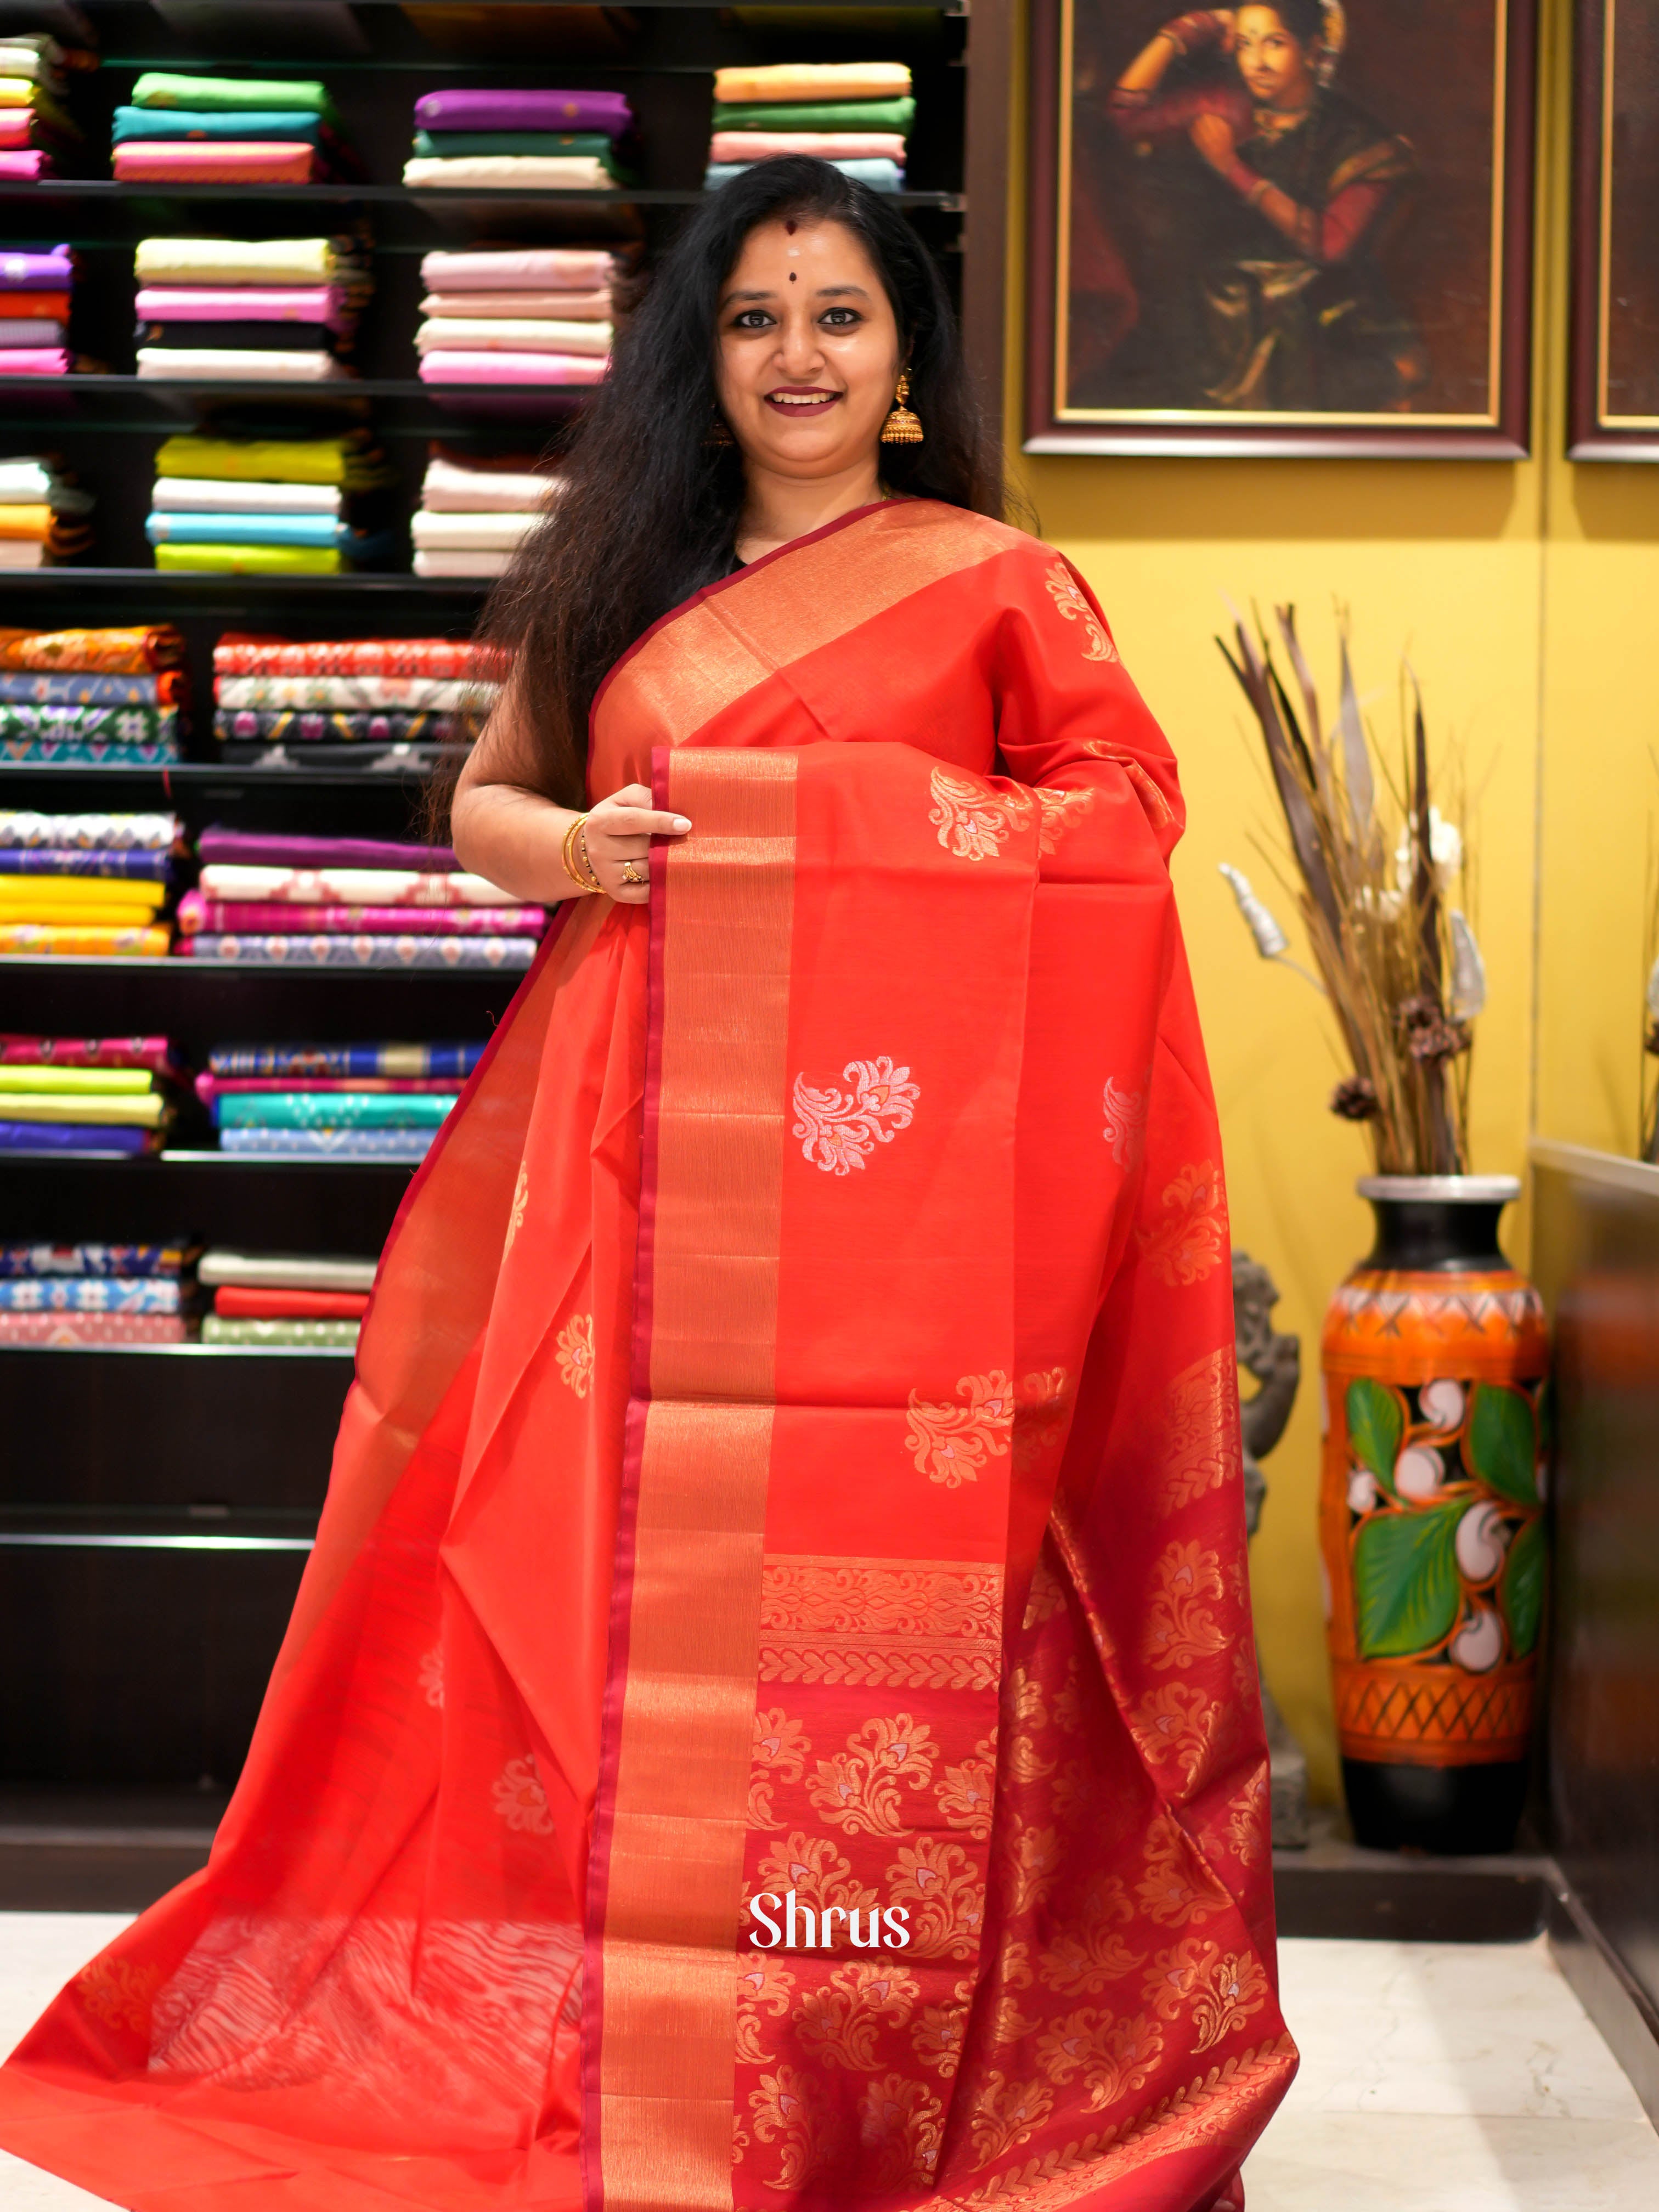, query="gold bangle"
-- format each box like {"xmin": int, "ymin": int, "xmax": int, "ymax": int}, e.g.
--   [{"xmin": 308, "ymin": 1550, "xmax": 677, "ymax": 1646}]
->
[{"xmin": 562, "ymin": 813, "xmax": 601, "ymax": 895}]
